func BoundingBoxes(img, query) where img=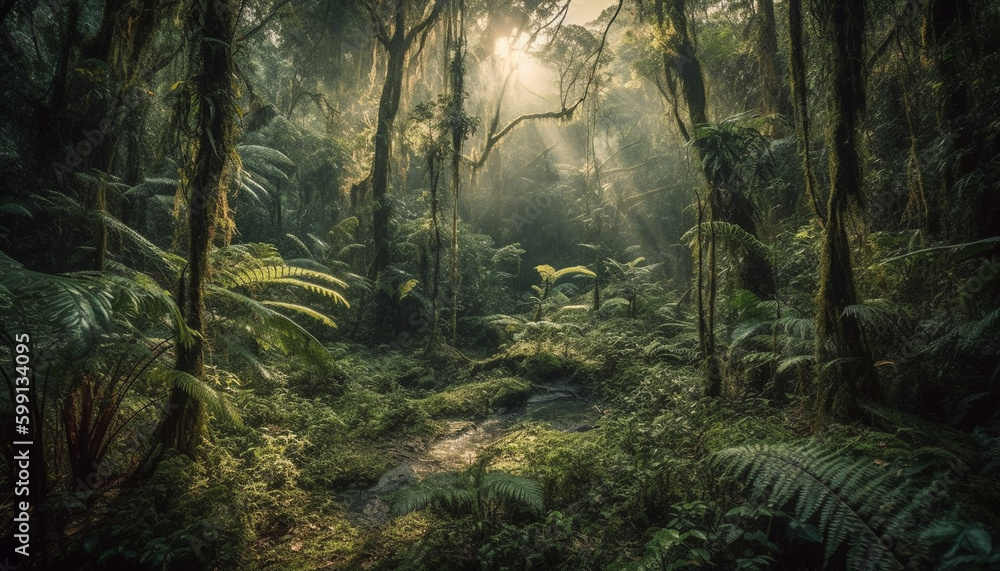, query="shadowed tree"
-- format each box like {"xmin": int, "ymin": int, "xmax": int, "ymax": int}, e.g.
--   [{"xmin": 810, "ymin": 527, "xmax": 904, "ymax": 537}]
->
[
  {"xmin": 814, "ymin": 0, "xmax": 878, "ymax": 418},
  {"xmin": 920, "ymin": 0, "xmax": 996, "ymax": 239},
  {"xmin": 647, "ymin": 0, "xmax": 776, "ymax": 397},
  {"xmin": 364, "ymin": 0, "xmax": 447, "ymax": 279},
  {"xmin": 158, "ymin": 0, "xmax": 239, "ymax": 454}
]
